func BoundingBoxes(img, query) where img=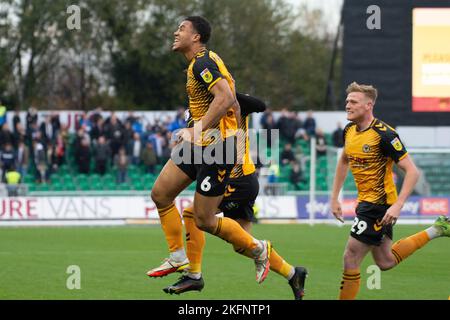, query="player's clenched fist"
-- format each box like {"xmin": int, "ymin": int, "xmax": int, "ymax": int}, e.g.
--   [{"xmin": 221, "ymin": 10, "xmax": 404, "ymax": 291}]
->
[{"xmin": 331, "ymin": 199, "xmax": 344, "ymax": 223}]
